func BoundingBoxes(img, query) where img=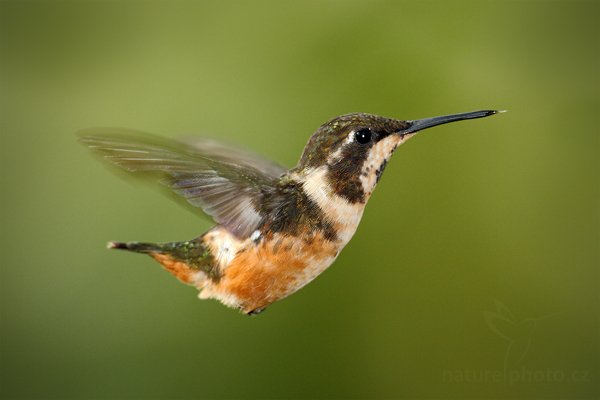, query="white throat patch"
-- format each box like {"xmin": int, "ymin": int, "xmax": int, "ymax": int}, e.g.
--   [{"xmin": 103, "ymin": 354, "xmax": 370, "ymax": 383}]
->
[
  {"xmin": 358, "ymin": 135, "xmax": 405, "ymax": 196},
  {"xmin": 298, "ymin": 166, "xmax": 365, "ymax": 245}
]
